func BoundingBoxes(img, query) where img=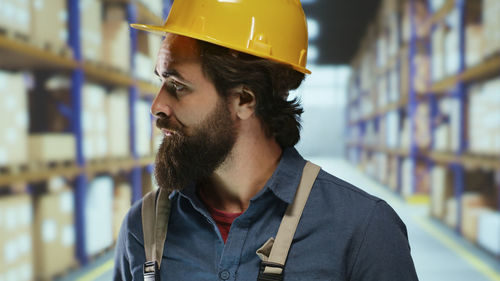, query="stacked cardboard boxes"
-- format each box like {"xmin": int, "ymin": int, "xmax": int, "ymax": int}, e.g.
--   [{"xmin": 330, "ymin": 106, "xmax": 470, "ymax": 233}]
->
[
  {"xmin": 85, "ymin": 176, "xmax": 114, "ymax": 257},
  {"xmin": 430, "ymin": 166, "xmax": 451, "ymax": 218},
  {"xmin": 30, "ymin": 0, "xmax": 68, "ymax": 52},
  {"xmin": 107, "ymin": 89, "xmax": 130, "ymax": 158},
  {"xmin": 80, "ymin": 0, "xmax": 103, "ymax": 62},
  {"xmin": 478, "ymin": 210, "xmax": 500, "ymax": 255},
  {"xmin": 461, "ymin": 193, "xmax": 490, "ymax": 242},
  {"xmin": 431, "ymin": 23, "xmax": 446, "ymax": 82},
  {"xmin": 135, "ymin": 100, "xmax": 153, "ymax": 157},
  {"xmin": 0, "ymin": 71, "xmax": 29, "ymax": 167},
  {"xmin": 28, "ymin": 134, "xmax": 76, "ymax": 163},
  {"xmin": 0, "ymin": 194, "xmax": 34, "ymax": 281},
  {"xmin": 102, "ymin": 7, "xmax": 131, "ymax": 72},
  {"xmin": 482, "ymin": 0, "xmax": 500, "ymax": 58},
  {"xmin": 465, "ymin": 24, "xmax": 484, "ymax": 68},
  {"xmin": 33, "ymin": 190, "xmax": 76, "ymax": 280},
  {"xmin": 444, "ymin": 8, "xmax": 461, "ymax": 76},
  {"xmin": 0, "ymin": 0, "xmax": 31, "ymax": 37},
  {"xmin": 468, "ymin": 79, "xmax": 500, "ymax": 155},
  {"xmin": 113, "ymin": 183, "xmax": 132, "ymax": 241},
  {"xmin": 434, "ymin": 98, "xmax": 460, "ymax": 152},
  {"xmin": 82, "ymin": 83, "xmax": 108, "ymax": 160},
  {"xmin": 139, "ymin": 0, "xmax": 163, "ymax": 18}
]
